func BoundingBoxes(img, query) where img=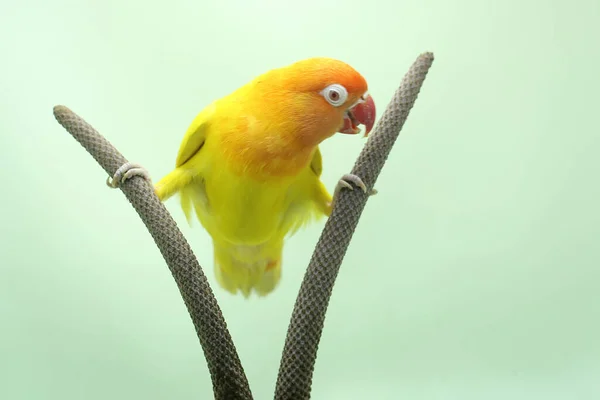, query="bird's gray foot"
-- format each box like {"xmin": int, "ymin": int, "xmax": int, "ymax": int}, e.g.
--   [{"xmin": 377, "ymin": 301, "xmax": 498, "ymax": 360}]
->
[
  {"xmin": 331, "ymin": 173, "xmax": 377, "ymax": 209},
  {"xmin": 106, "ymin": 162, "xmax": 152, "ymax": 188}
]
